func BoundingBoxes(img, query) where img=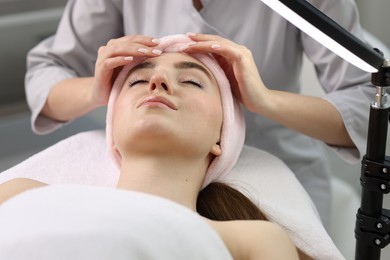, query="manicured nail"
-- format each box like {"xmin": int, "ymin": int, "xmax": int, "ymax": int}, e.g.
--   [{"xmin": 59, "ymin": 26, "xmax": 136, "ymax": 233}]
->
[
  {"xmin": 186, "ymin": 32, "xmax": 197, "ymax": 37},
  {"xmin": 151, "ymin": 38, "xmax": 161, "ymax": 44},
  {"xmin": 138, "ymin": 48, "xmax": 148, "ymax": 53},
  {"xmin": 152, "ymin": 49, "xmax": 162, "ymax": 55},
  {"xmin": 180, "ymin": 42, "xmax": 196, "ymax": 51},
  {"xmin": 124, "ymin": 56, "xmax": 134, "ymax": 61},
  {"xmin": 212, "ymin": 44, "xmax": 221, "ymax": 49}
]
